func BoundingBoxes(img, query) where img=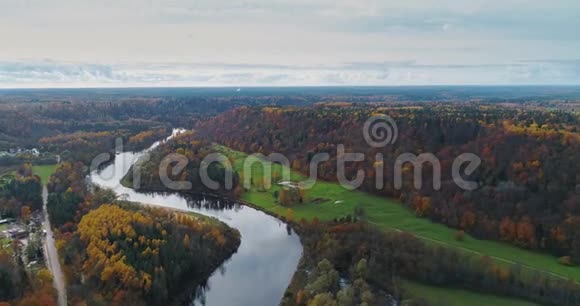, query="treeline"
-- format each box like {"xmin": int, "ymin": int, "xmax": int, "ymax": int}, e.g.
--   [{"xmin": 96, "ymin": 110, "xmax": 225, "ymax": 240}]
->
[
  {"xmin": 46, "ymin": 161, "xmax": 240, "ymax": 305},
  {"xmin": 1, "ymin": 163, "xmax": 57, "ymax": 305},
  {"xmin": 0, "ymin": 94, "xmax": 319, "ymax": 151},
  {"xmin": 284, "ymin": 258, "xmax": 391, "ymax": 306},
  {"xmin": 0, "ymin": 163, "xmax": 42, "ymax": 218},
  {"xmin": 0, "ymin": 252, "xmax": 57, "ymax": 306},
  {"xmin": 0, "ymin": 101, "xmax": 165, "ymax": 151},
  {"xmin": 126, "ymin": 127, "xmax": 169, "ymax": 151},
  {"xmin": 0, "ymin": 151, "xmax": 57, "ymax": 168},
  {"xmin": 123, "ymin": 130, "xmax": 242, "ymax": 198},
  {"xmin": 195, "ymin": 104, "xmax": 580, "ymax": 260},
  {"xmin": 68, "ymin": 203, "xmax": 240, "ymax": 305},
  {"xmin": 6, "ymin": 94, "xmax": 306, "ymax": 164},
  {"xmin": 46, "ymin": 162, "xmax": 87, "ymax": 227},
  {"xmin": 39, "ymin": 126, "xmax": 171, "ymax": 164},
  {"xmin": 284, "ymin": 219, "xmax": 580, "ymax": 306}
]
